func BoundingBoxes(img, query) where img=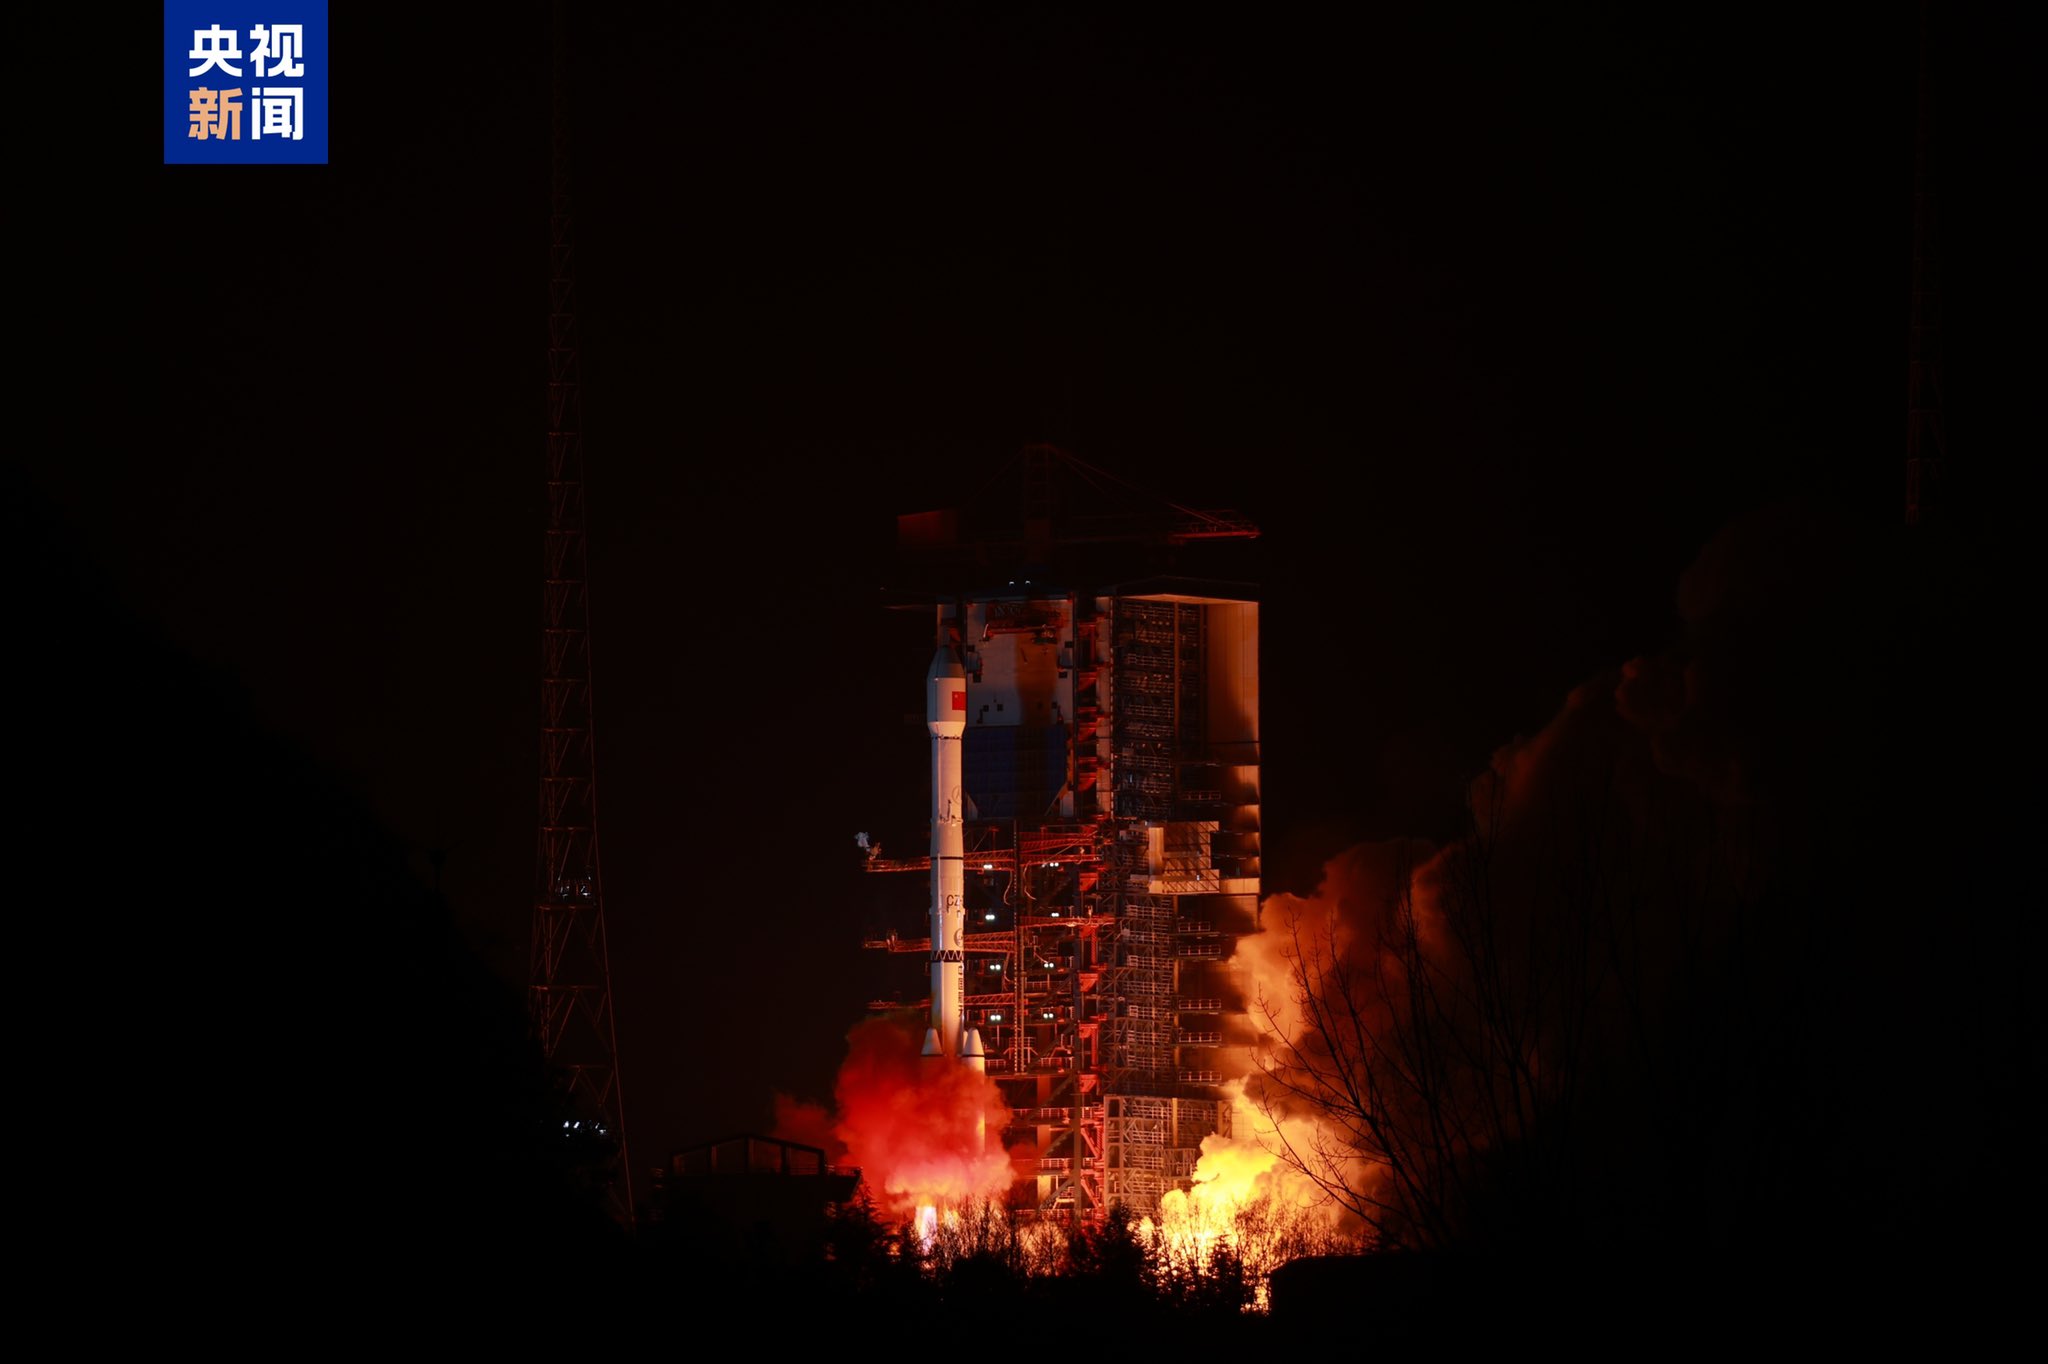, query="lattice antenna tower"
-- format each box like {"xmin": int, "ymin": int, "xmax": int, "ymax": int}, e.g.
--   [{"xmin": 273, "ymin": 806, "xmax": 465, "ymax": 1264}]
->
[{"xmin": 529, "ymin": 0, "xmax": 632, "ymax": 1225}]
